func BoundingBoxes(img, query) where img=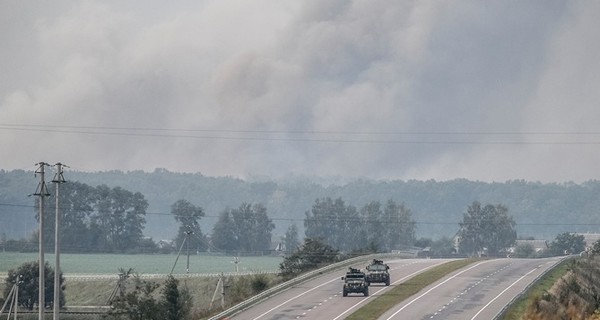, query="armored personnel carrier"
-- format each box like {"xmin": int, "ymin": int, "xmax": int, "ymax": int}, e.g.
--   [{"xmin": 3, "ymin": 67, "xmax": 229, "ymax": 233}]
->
[
  {"xmin": 365, "ymin": 259, "xmax": 390, "ymax": 286},
  {"xmin": 341, "ymin": 267, "xmax": 369, "ymax": 297}
]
